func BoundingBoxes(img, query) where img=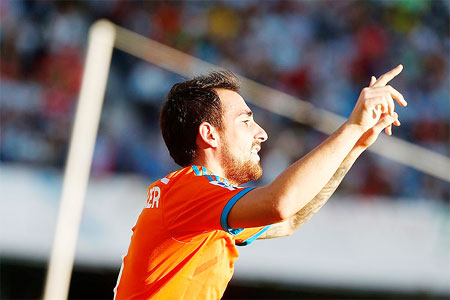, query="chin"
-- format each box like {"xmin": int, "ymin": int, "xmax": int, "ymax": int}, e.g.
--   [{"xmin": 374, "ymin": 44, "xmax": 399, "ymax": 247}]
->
[
  {"xmin": 245, "ymin": 161, "xmax": 263, "ymax": 182},
  {"xmin": 220, "ymin": 145, "xmax": 263, "ymax": 185},
  {"xmin": 224, "ymin": 160, "xmax": 263, "ymax": 186}
]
